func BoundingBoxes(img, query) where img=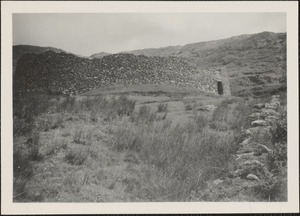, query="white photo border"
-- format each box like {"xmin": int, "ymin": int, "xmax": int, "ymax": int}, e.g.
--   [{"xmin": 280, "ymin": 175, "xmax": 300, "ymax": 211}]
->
[{"xmin": 1, "ymin": 1, "xmax": 299, "ymax": 214}]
